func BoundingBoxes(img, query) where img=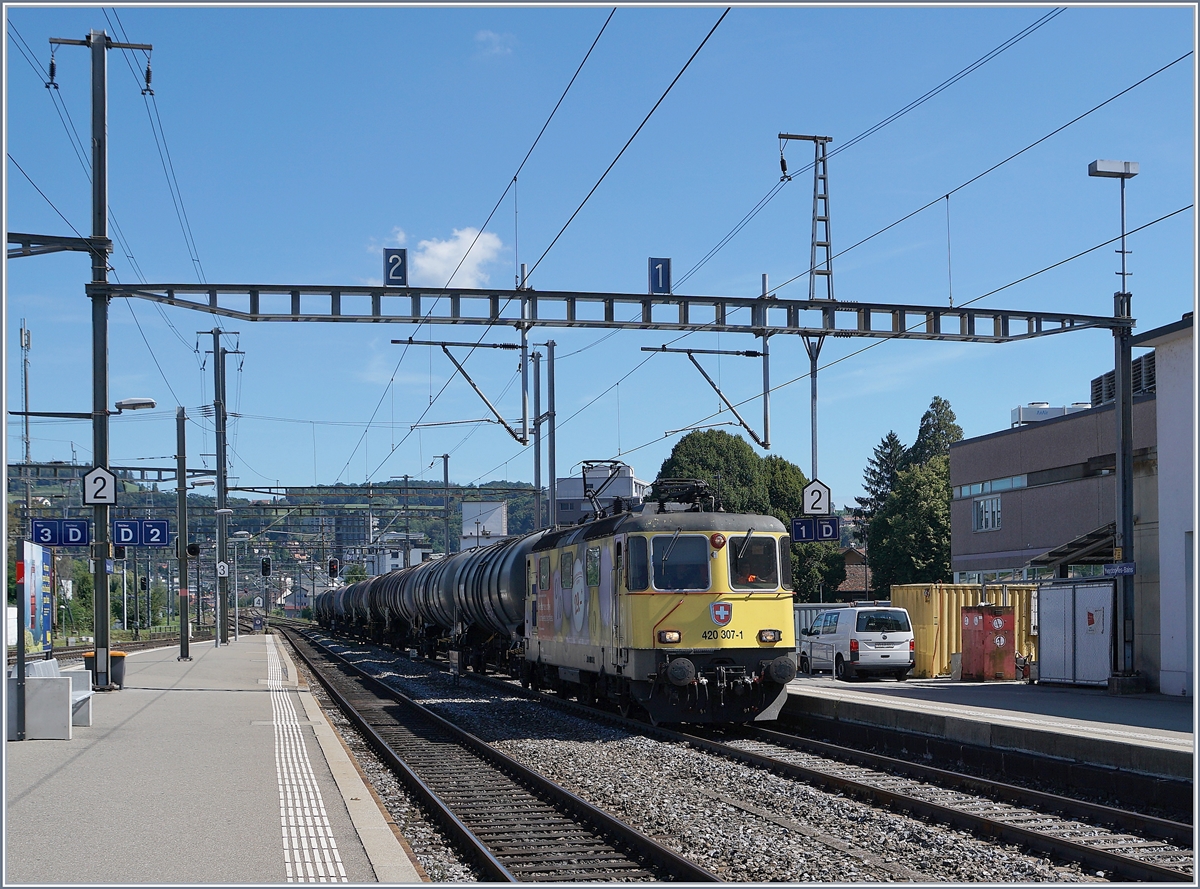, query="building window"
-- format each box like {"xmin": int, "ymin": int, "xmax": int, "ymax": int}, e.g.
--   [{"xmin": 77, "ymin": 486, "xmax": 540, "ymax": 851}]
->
[{"xmin": 973, "ymin": 496, "xmax": 1001, "ymax": 532}]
